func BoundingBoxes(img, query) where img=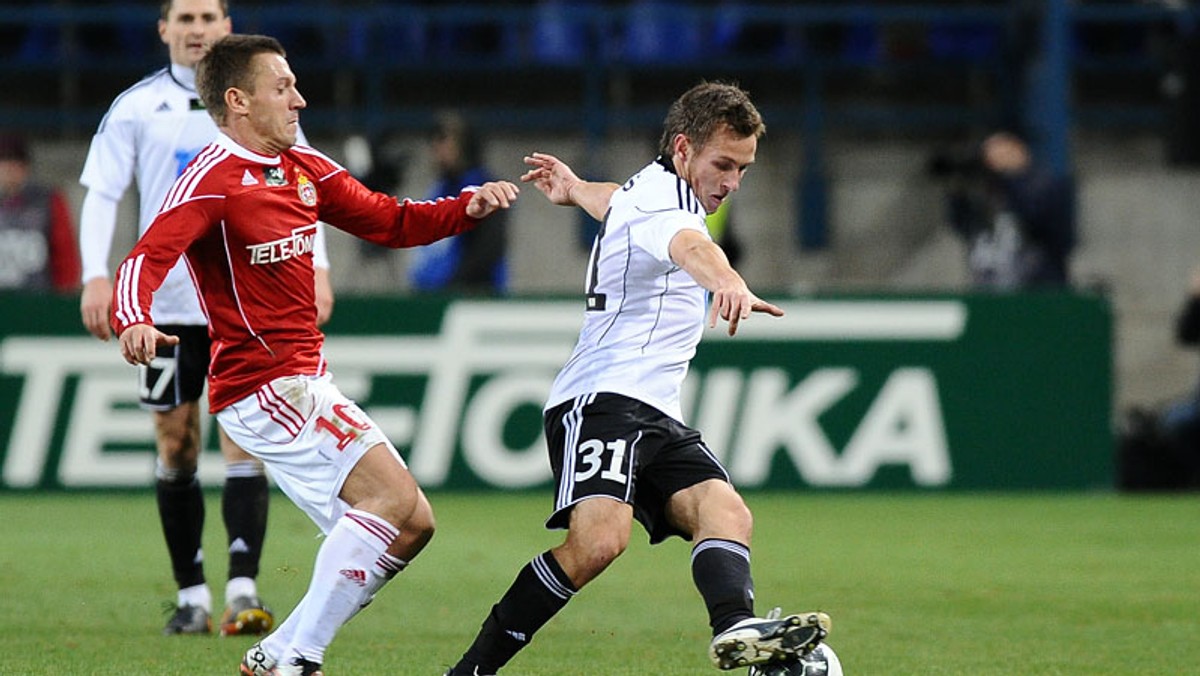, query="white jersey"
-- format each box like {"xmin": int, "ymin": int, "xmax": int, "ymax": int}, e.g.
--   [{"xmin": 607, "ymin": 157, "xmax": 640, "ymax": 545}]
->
[
  {"xmin": 79, "ymin": 63, "xmax": 327, "ymax": 325},
  {"xmin": 546, "ymin": 159, "xmax": 711, "ymax": 422}
]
